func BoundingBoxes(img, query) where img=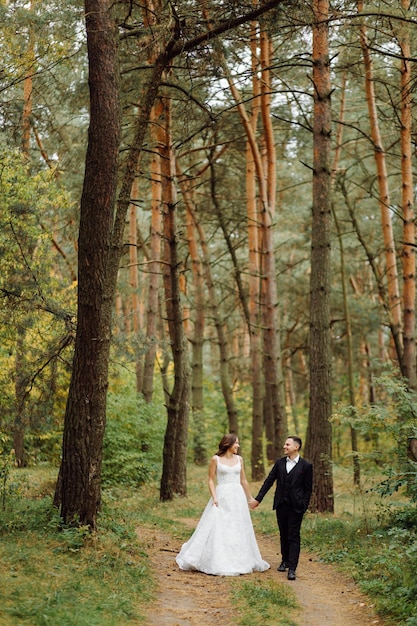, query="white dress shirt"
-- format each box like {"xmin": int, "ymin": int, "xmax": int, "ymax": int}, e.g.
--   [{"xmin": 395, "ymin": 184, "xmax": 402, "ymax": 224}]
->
[{"xmin": 286, "ymin": 454, "xmax": 300, "ymax": 473}]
